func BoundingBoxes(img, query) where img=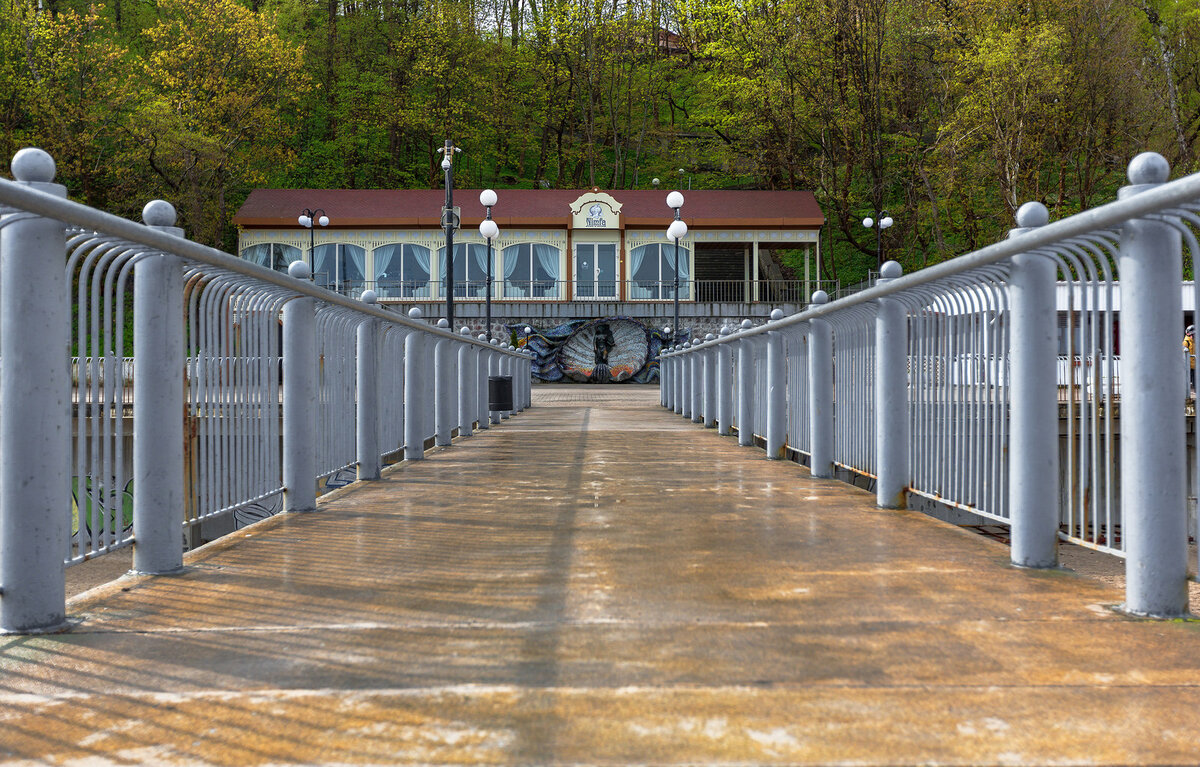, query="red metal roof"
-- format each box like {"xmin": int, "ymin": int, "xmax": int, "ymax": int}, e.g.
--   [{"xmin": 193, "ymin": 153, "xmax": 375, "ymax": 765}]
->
[{"xmin": 234, "ymin": 188, "xmax": 824, "ymax": 230}]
